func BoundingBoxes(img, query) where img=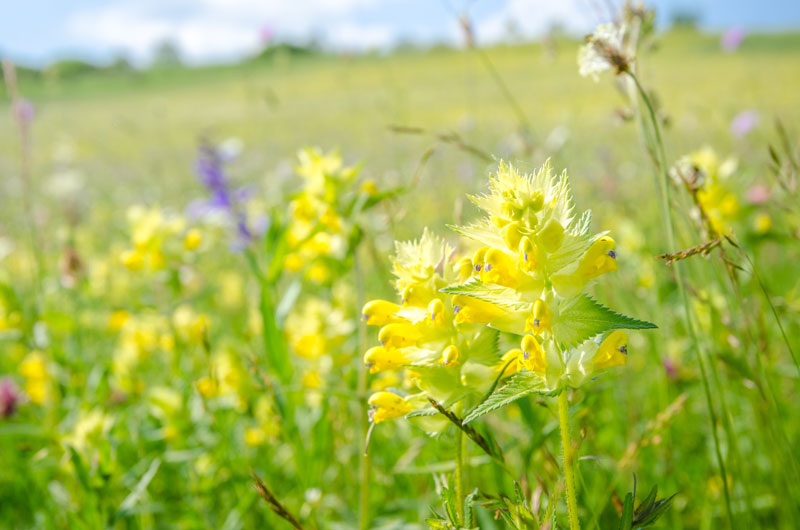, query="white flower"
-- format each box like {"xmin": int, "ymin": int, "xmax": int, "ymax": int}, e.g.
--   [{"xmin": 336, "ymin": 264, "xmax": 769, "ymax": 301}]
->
[{"xmin": 578, "ymin": 23, "xmax": 629, "ymax": 81}]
